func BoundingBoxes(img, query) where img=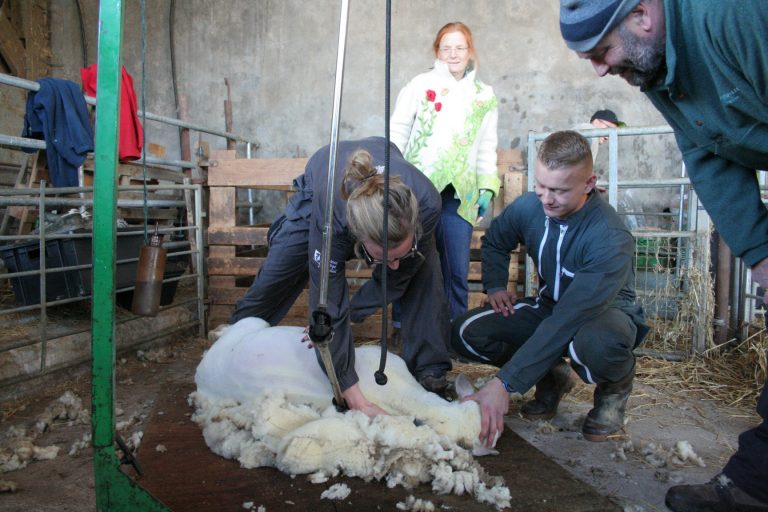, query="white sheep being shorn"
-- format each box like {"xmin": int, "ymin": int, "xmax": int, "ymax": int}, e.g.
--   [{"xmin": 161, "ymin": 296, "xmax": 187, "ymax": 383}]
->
[{"xmin": 190, "ymin": 317, "xmax": 510, "ymax": 509}]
